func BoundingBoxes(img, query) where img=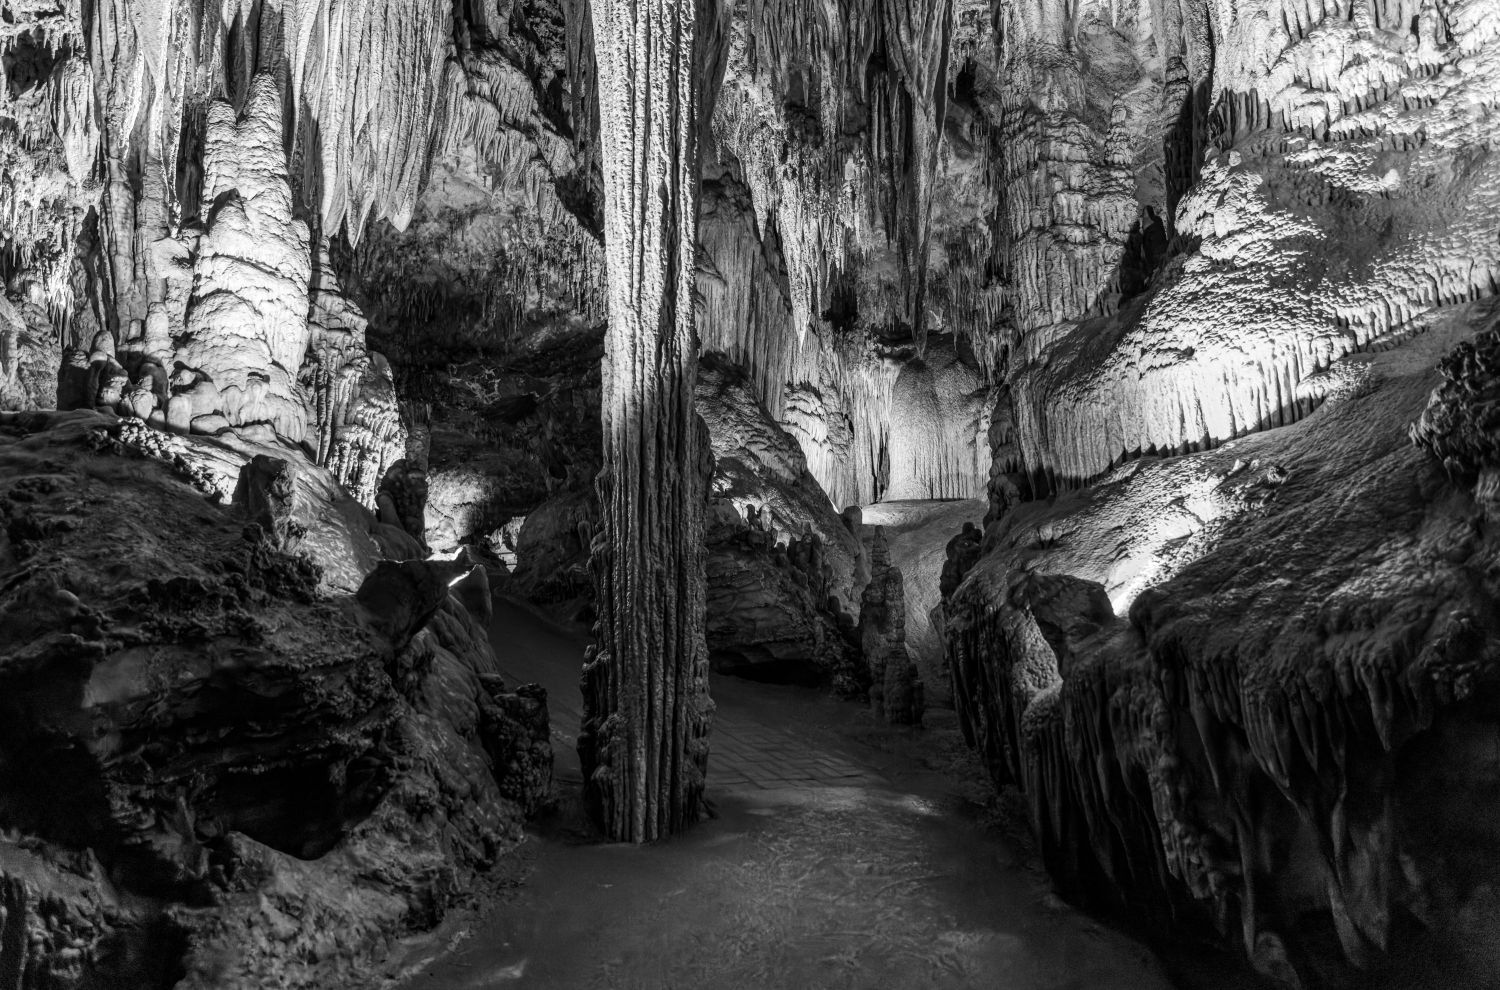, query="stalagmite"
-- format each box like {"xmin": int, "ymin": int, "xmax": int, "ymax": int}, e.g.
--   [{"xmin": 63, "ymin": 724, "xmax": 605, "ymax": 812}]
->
[
  {"xmin": 578, "ymin": 0, "xmax": 722, "ymax": 841},
  {"xmin": 860, "ymin": 527, "xmax": 925, "ymax": 724},
  {"xmin": 303, "ymin": 245, "xmax": 406, "ymax": 509},
  {"xmin": 173, "ymin": 75, "xmax": 311, "ymax": 443}
]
